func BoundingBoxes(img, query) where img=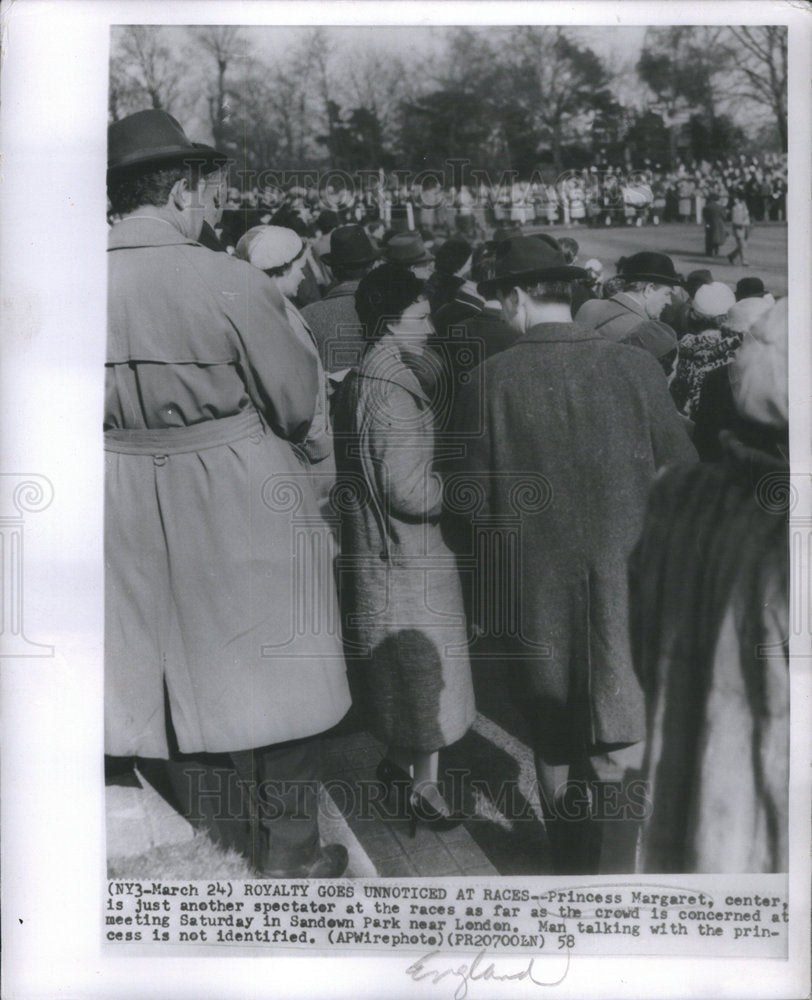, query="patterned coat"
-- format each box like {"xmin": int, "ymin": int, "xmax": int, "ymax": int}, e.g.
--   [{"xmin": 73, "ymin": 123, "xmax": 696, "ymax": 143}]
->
[{"xmin": 332, "ymin": 336, "xmax": 475, "ymax": 751}]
